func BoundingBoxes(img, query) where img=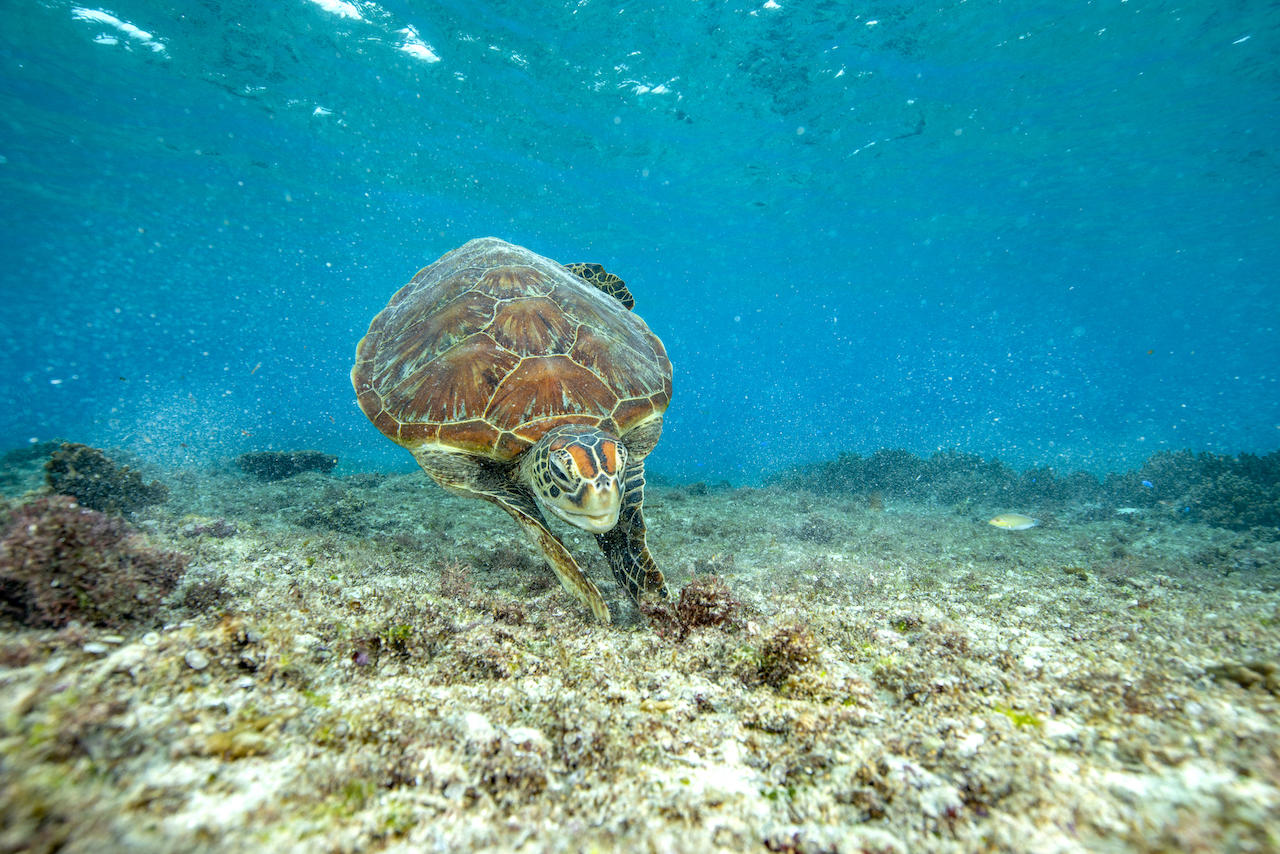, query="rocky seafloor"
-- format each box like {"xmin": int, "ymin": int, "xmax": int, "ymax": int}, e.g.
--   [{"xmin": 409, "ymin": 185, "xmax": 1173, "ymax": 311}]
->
[{"xmin": 1, "ymin": 451, "xmax": 1279, "ymax": 853}]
